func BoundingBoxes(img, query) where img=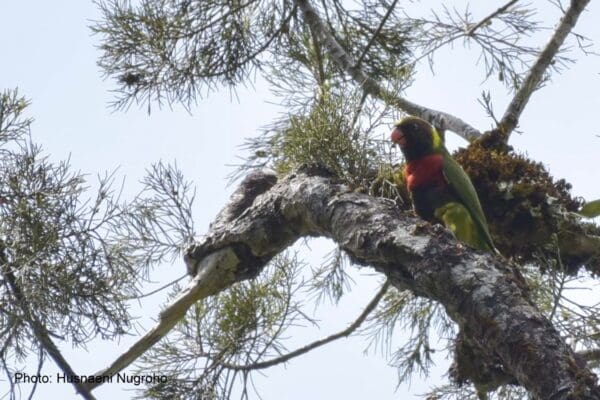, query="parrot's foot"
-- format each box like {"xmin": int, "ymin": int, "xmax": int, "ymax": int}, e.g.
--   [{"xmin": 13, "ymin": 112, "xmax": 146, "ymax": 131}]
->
[
  {"xmin": 411, "ymin": 221, "xmax": 430, "ymax": 235},
  {"xmin": 379, "ymin": 197, "xmax": 398, "ymax": 207}
]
